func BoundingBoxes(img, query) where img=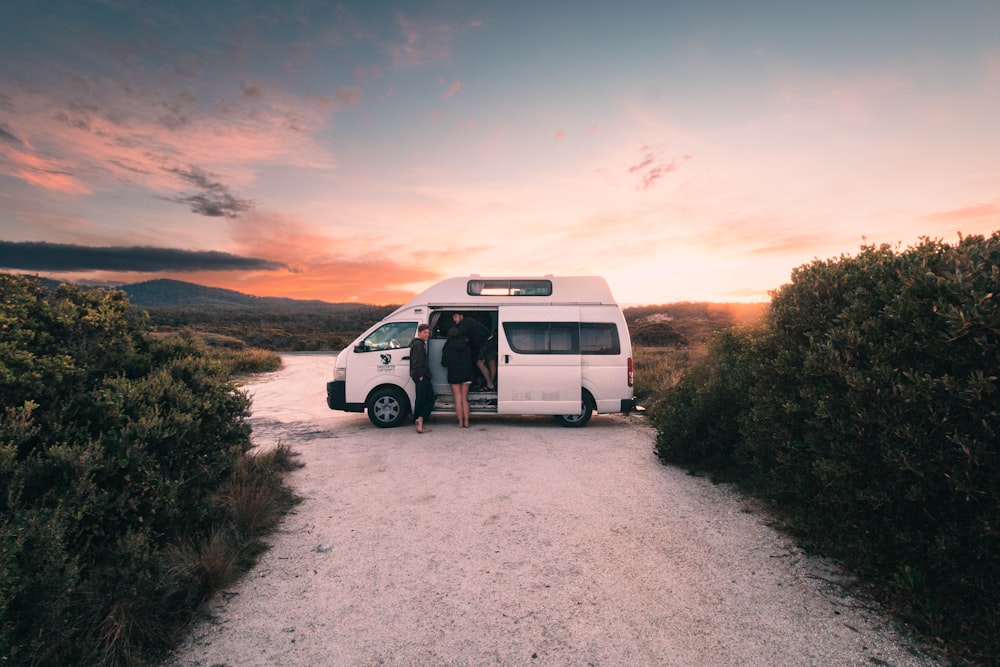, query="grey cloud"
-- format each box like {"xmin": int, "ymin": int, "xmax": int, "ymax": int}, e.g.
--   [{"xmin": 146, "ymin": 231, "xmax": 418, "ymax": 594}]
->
[
  {"xmin": 161, "ymin": 166, "xmax": 254, "ymax": 218},
  {"xmin": 0, "ymin": 241, "xmax": 286, "ymax": 272},
  {"xmin": 0, "ymin": 122, "xmax": 23, "ymax": 146}
]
